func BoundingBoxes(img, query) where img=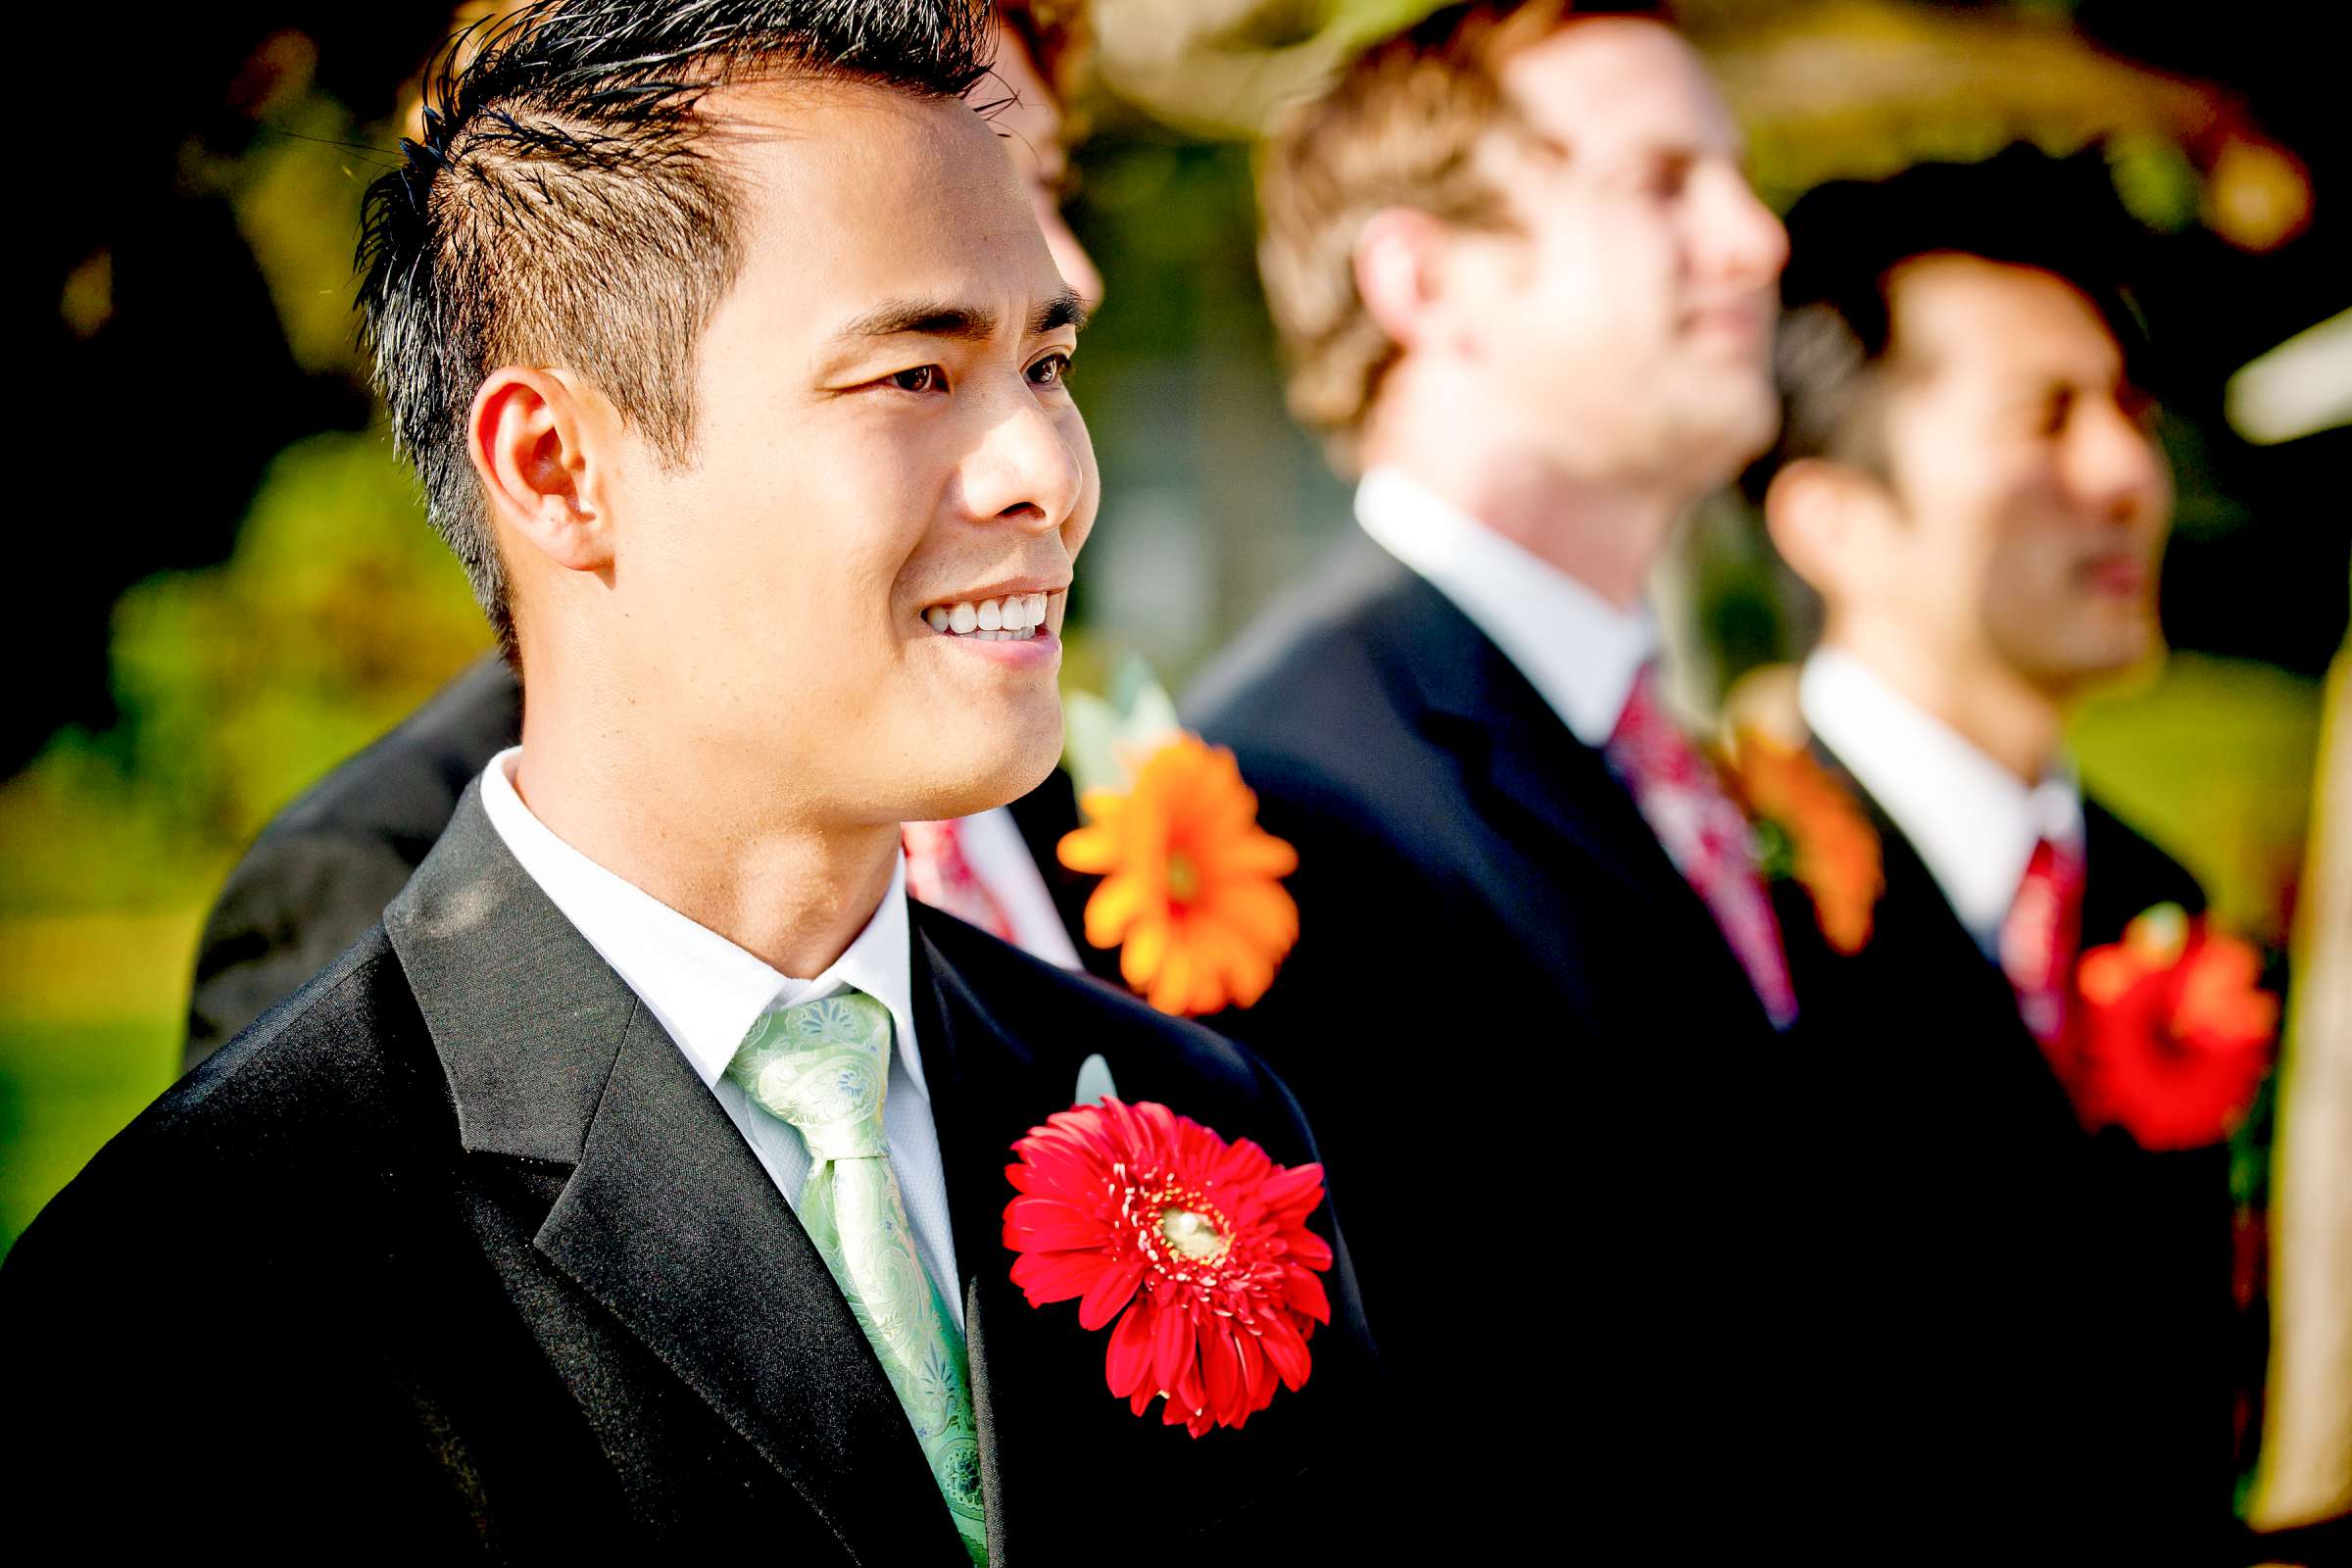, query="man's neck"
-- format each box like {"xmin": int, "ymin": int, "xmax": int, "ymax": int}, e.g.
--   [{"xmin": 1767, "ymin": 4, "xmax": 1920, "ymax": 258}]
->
[
  {"xmin": 1823, "ymin": 625, "xmax": 2063, "ymax": 785},
  {"xmin": 512, "ymin": 705, "xmax": 900, "ymax": 980},
  {"xmin": 1363, "ymin": 438, "xmax": 1685, "ymax": 612}
]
